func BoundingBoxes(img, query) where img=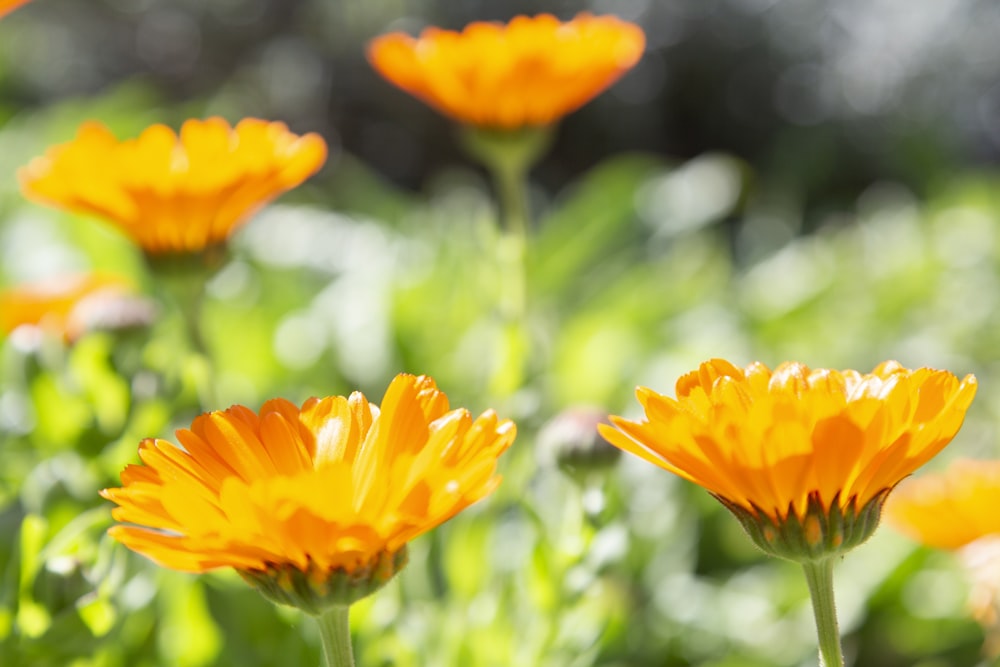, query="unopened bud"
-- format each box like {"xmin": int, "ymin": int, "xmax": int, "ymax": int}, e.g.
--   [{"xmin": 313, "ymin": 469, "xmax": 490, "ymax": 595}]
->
[{"xmin": 537, "ymin": 407, "xmax": 620, "ymax": 479}]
